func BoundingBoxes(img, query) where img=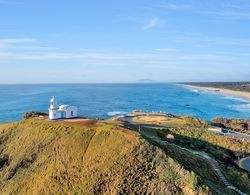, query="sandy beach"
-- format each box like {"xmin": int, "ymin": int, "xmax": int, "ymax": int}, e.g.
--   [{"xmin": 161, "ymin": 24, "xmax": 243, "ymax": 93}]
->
[{"xmin": 184, "ymin": 84, "xmax": 250, "ymax": 101}]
